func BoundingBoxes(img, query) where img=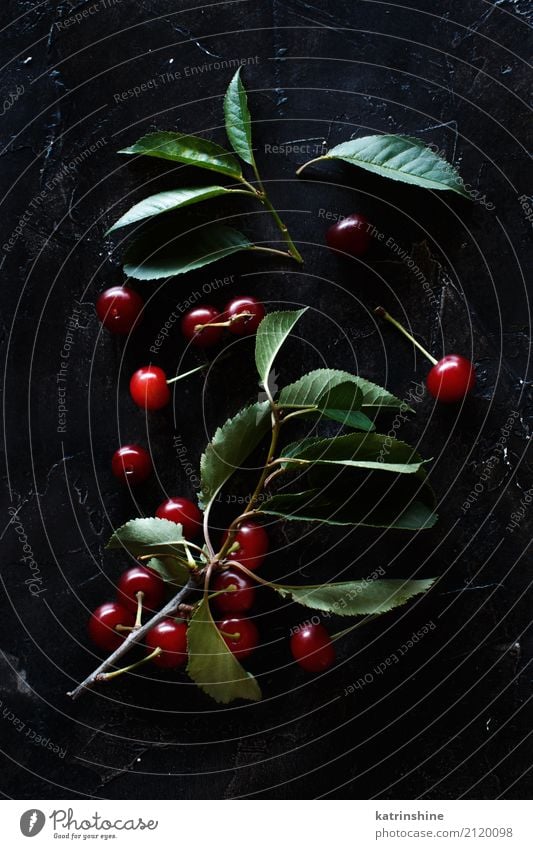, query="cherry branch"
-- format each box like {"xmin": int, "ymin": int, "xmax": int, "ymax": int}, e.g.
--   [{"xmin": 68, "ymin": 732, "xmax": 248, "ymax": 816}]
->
[{"xmin": 67, "ymin": 578, "xmax": 196, "ymax": 700}]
